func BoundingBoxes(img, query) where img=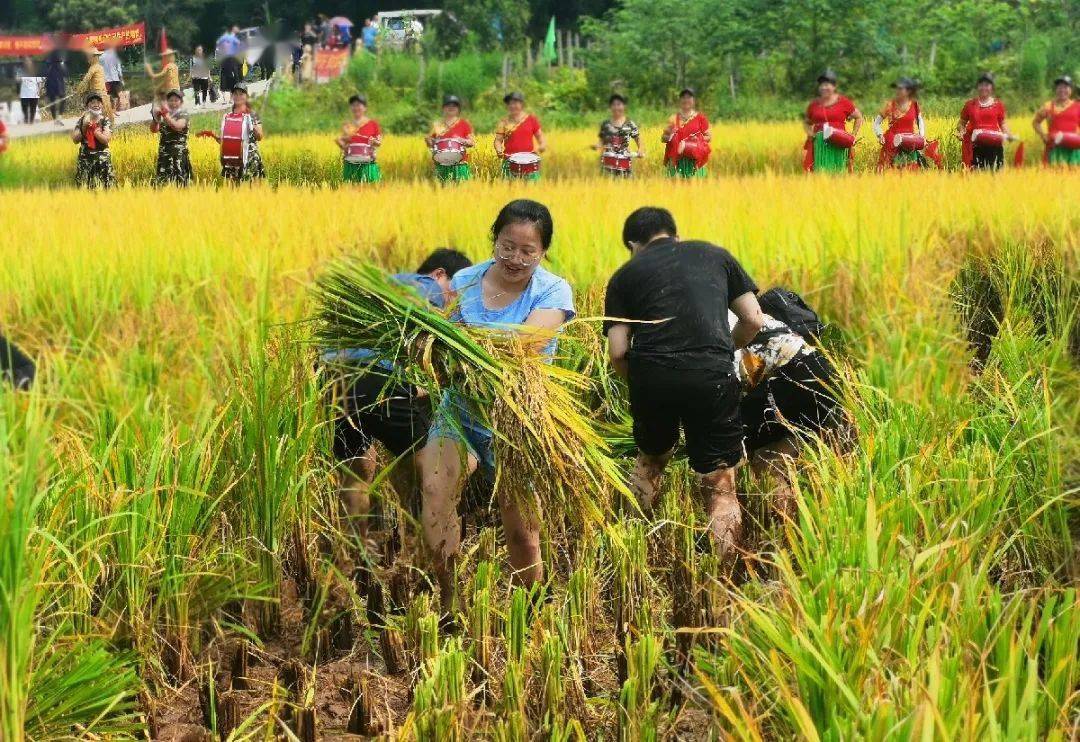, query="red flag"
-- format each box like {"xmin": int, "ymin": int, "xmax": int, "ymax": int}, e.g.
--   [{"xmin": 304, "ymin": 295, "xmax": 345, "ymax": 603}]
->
[
  {"xmin": 159, "ymin": 28, "xmax": 168, "ymax": 54},
  {"xmin": 1012, "ymin": 142, "xmax": 1025, "ymax": 168}
]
